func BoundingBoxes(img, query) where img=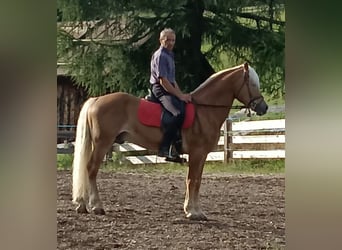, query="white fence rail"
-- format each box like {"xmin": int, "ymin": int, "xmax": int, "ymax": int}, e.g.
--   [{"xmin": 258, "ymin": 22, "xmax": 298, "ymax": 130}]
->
[{"xmin": 57, "ymin": 119, "xmax": 285, "ymax": 164}]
